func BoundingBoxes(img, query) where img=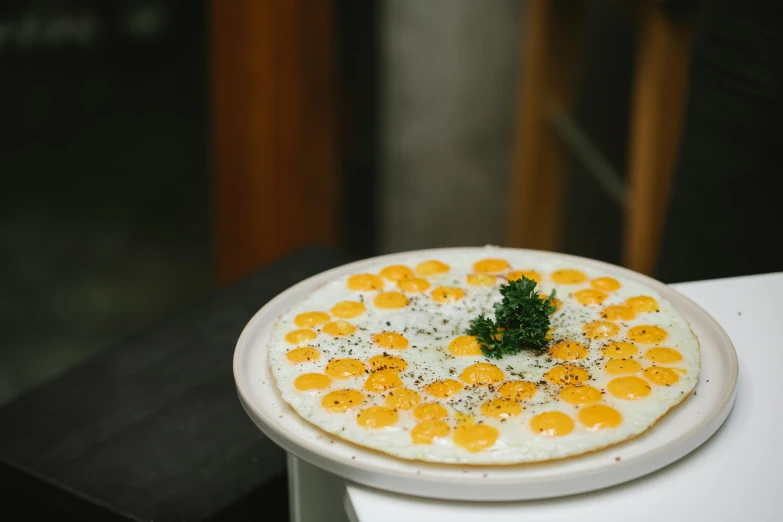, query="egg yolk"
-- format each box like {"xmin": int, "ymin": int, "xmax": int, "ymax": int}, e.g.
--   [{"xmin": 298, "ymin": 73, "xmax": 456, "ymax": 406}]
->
[
  {"xmin": 574, "ymin": 289, "xmax": 608, "ymax": 306},
  {"xmin": 583, "ymin": 320, "xmax": 620, "ymax": 340},
  {"xmin": 411, "ymin": 420, "xmax": 450, "ymax": 444},
  {"xmin": 459, "ymin": 363, "xmax": 504, "ymax": 385},
  {"xmin": 508, "ymin": 270, "xmax": 541, "ymax": 283},
  {"xmin": 626, "ymin": 295, "xmax": 660, "ymax": 312},
  {"xmin": 448, "ymin": 335, "xmax": 483, "ymax": 356},
  {"xmin": 539, "ymin": 293, "xmax": 562, "ymax": 313},
  {"xmin": 608, "ymin": 376, "xmax": 651, "ymax": 399},
  {"xmin": 285, "ymin": 329, "xmax": 317, "ymax": 344},
  {"xmin": 602, "ymin": 341, "xmax": 638, "ymax": 358},
  {"xmin": 321, "ymin": 320, "xmax": 357, "ymax": 337},
  {"xmin": 551, "ymin": 269, "xmax": 587, "ymax": 284},
  {"xmin": 453, "ymin": 424, "xmax": 499, "ymax": 452},
  {"xmin": 578, "ymin": 404, "xmax": 622, "ymax": 430},
  {"xmin": 601, "ymin": 305, "xmax": 636, "ymax": 321},
  {"xmin": 559, "ymin": 385, "xmax": 601, "ymax": 405},
  {"xmin": 385, "ymin": 388, "xmax": 420, "ymax": 410},
  {"xmin": 473, "ymin": 258, "xmax": 509, "ymax": 273},
  {"xmin": 425, "ymin": 379, "xmax": 463, "ymax": 398},
  {"xmin": 431, "ymin": 286, "xmax": 466, "ymax": 303},
  {"xmin": 294, "ymin": 373, "xmax": 331, "ymax": 390},
  {"xmin": 415, "ymin": 260, "xmax": 450, "ymax": 275},
  {"xmin": 604, "ymin": 358, "xmax": 643, "ymax": 375},
  {"xmin": 294, "ymin": 311, "xmax": 330, "ymax": 328},
  {"xmin": 590, "ymin": 277, "xmax": 621, "ymax": 292},
  {"xmin": 321, "ymin": 389, "xmax": 365, "ymax": 412},
  {"xmin": 364, "ymin": 369, "xmax": 402, "ymax": 392},
  {"xmin": 481, "ymin": 398, "xmax": 522, "ymax": 418},
  {"xmin": 330, "ymin": 300, "xmax": 366, "ymax": 319},
  {"xmin": 397, "ymin": 277, "xmax": 431, "ymax": 293},
  {"xmin": 286, "ymin": 347, "xmax": 320, "ymax": 363},
  {"xmin": 347, "ymin": 274, "xmax": 384, "ymax": 291},
  {"xmin": 357, "ymin": 406, "xmax": 399, "ymax": 429},
  {"xmin": 413, "ymin": 402, "xmax": 449, "ymax": 421},
  {"xmin": 373, "ymin": 291, "xmax": 409, "ymax": 309},
  {"xmin": 628, "ymin": 325, "xmax": 668, "ymax": 344},
  {"xmin": 497, "ymin": 381, "xmax": 537, "ymax": 401},
  {"xmin": 644, "ymin": 366, "xmax": 681, "ymax": 386},
  {"xmin": 550, "ymin": 341, "xmax": 588, "ymax": 361},
  {"xmin": 372, "ymin": 331, "xmax": 409, "ymax": 349},
  {"xmin": 644, "ymin": 347, "xmax": 683, "ymax": 363},
  {"xmin": 325, "ymin": 358, "xmax": 366, "ymax": 379},
  {"xmin": 369, "ymin": 354, "xmax": 408, "ymax": 372},
  {"xmin": 467, "ymin": 273, "xmax": 496, "ymax": 286},
  {"xmin": 530, "ymin": 411, "xmax": 574, "ymax": 436},
  {"xmin": 544, "ymin": 364, "xmax": 590, "ymax": 385},
  {"xmin": 379, "ymin": 265, "xmax": 413, "ymax": 281}
]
